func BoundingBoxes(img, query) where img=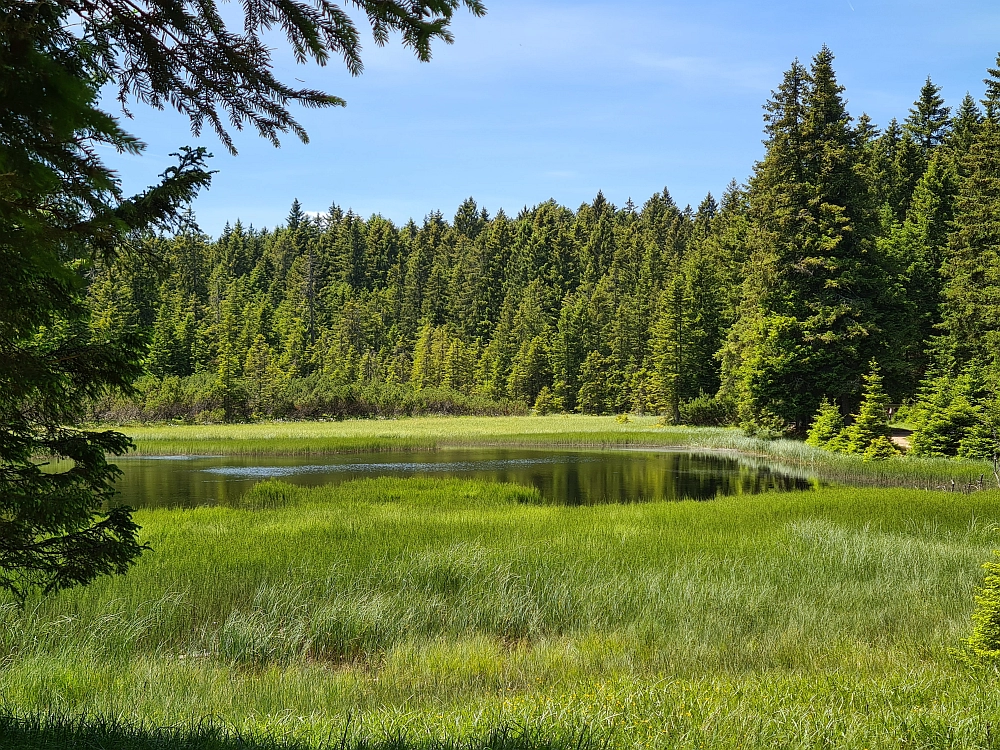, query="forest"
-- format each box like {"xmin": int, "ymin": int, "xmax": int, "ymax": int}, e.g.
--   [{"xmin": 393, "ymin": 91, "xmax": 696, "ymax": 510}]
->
[{"xmin": 87, "ymin": 46, "xmax": 1000, "ymax": 462}]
